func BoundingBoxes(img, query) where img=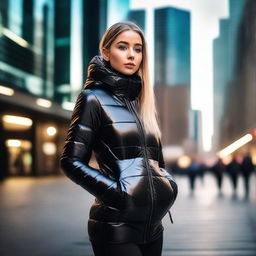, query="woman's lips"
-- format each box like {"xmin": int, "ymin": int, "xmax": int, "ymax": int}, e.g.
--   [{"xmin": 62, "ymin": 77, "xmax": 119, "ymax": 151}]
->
[{"xmin": 124, "ymin": 63, "xmax": 135, "ymax": 69}]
